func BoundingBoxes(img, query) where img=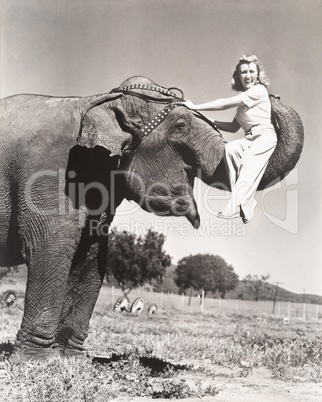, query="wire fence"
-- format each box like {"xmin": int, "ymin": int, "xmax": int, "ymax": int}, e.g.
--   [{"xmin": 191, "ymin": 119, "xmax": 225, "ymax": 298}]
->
[{"xmin": 97, "ymin": 285, "xmax": 322, "ymax": 322}]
